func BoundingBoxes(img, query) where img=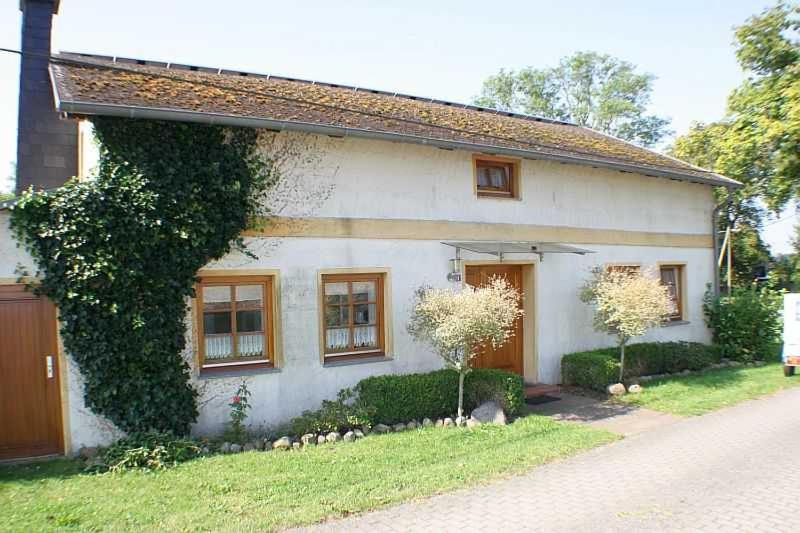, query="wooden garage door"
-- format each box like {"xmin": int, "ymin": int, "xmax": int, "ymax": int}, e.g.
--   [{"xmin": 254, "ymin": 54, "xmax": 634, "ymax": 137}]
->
[
  {"xmin": 0, "ymin": 285, "xmax": 63, "ymax": 460},
  {"xmin": 464, "ymin": 264, "xmax": 524, "ymax": 376}
]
